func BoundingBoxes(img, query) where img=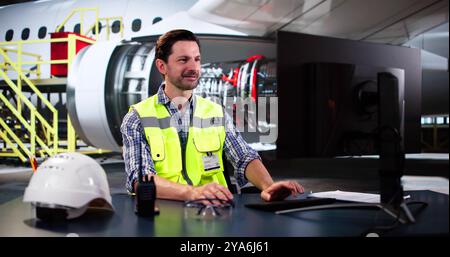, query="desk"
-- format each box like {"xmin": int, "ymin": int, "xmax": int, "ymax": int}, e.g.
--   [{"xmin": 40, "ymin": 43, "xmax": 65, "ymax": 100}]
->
[{"xmin": 0, "ymin": 190, "xmax": 447, "ymax": 237}]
